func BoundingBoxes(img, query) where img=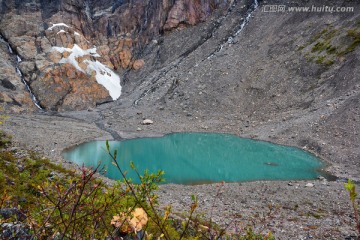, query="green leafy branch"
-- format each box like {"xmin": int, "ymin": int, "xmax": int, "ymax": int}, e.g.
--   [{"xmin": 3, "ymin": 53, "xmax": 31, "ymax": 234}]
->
[
  {"xmin": 106, "ymin": 140, "xmax": 174, "ymax": 239},
  {"xmin": 344, "ymin": 179, "xmax": 360, "ymax": 235}
]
